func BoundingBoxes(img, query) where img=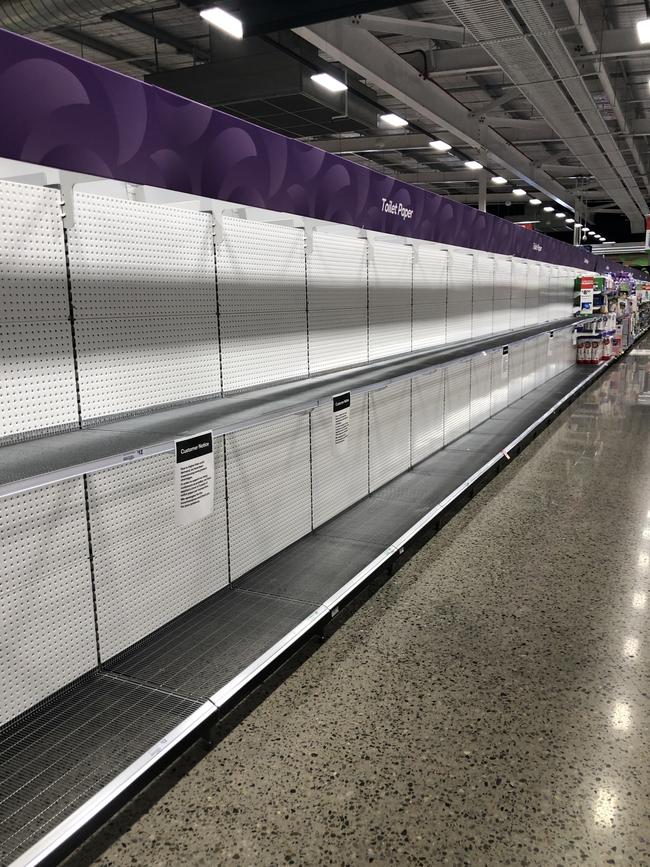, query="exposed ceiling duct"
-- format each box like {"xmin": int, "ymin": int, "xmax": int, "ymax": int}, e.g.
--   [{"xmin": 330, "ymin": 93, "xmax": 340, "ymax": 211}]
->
[
  {"xmin": 442, "ymin": 0, "xmax": 646, "ymax": 232},
  {"xmin": 0, "ymin": 0, "xmax": 154, "ymax": 32}
]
